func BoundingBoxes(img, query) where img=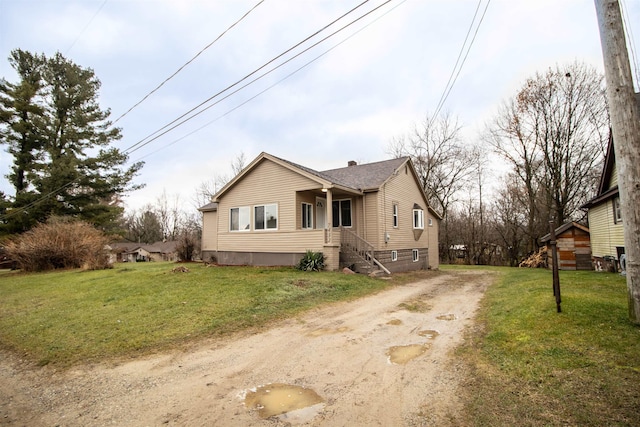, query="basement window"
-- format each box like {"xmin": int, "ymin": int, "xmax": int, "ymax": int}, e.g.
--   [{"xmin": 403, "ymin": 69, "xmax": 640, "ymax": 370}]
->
[
  {"xmin": 391, "ymin": 250, "xmax": 398, "ymax": 262},
  {"xmin": 412, "ymin": 249, "xmax": 419, "ymax": 262}
]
